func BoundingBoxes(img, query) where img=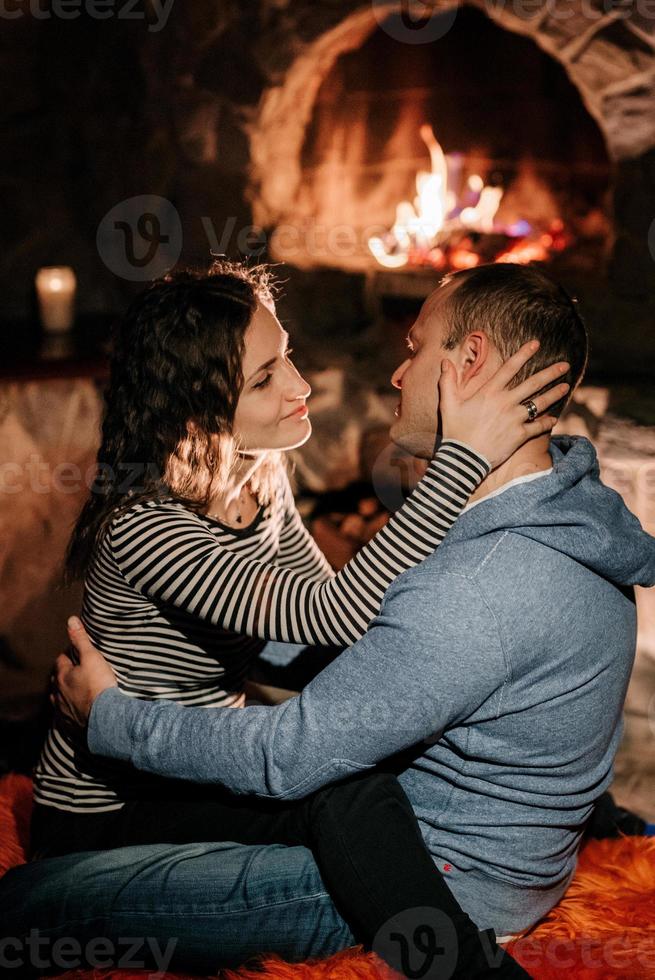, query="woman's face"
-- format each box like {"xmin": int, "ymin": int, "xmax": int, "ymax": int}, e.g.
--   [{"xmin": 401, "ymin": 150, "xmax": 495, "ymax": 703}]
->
[{"xmin": 232, "ymin": 299, "xmax": 312, "ymax": 453}]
